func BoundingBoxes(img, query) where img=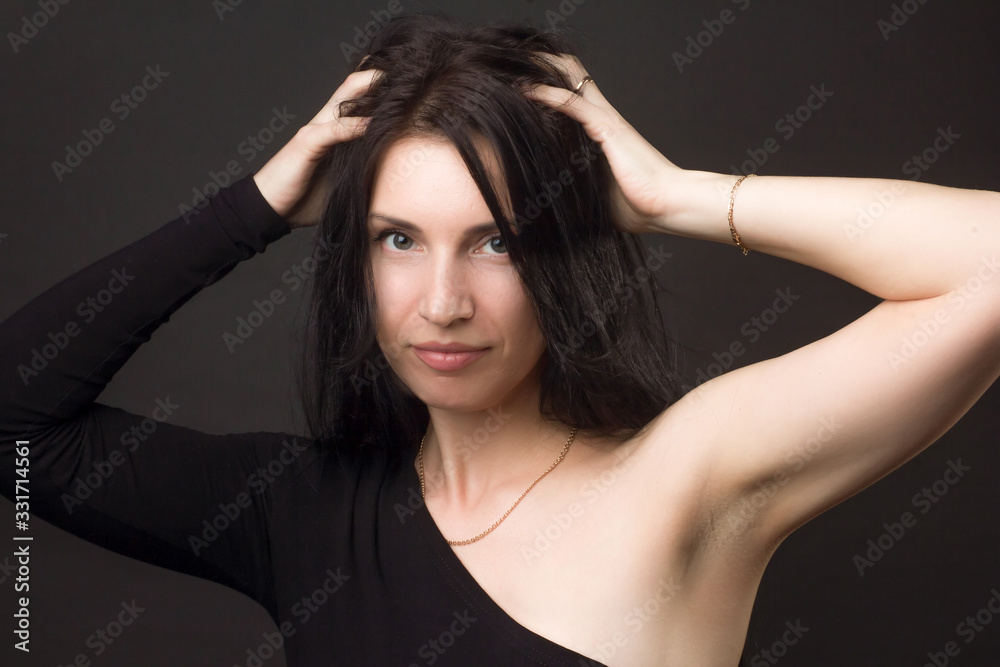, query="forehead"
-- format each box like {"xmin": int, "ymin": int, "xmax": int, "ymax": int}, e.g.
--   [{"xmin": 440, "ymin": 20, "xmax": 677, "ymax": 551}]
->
[{"xmin": 369, "ymin": 135, "xmax": 508, "ymax": 225}]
